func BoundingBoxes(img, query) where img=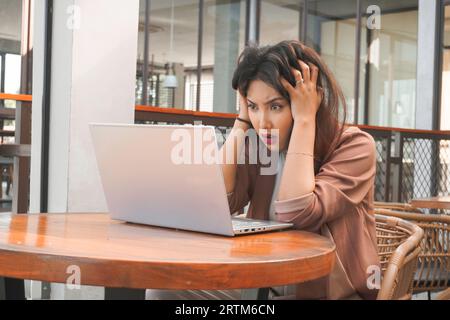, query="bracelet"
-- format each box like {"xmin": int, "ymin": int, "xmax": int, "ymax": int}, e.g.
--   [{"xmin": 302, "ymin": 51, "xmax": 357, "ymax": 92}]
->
[
  {"xmin": 236, "ymin": 117, "xmax": 252, "ymax": 127},
  {"xmin": 287, "ymin": 152, "xmax": 314, "ymax": 158}
]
